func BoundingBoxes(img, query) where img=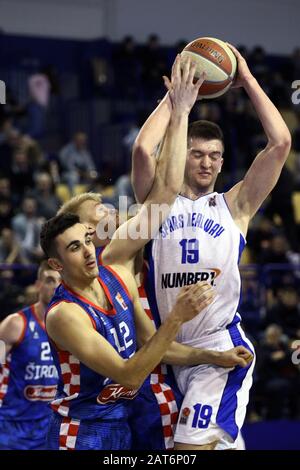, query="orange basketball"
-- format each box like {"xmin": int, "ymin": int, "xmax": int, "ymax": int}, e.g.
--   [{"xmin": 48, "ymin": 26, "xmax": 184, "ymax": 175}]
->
[{"xmin": 181, "ymin": 37, "xmax": 237, "ymax": 99}]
